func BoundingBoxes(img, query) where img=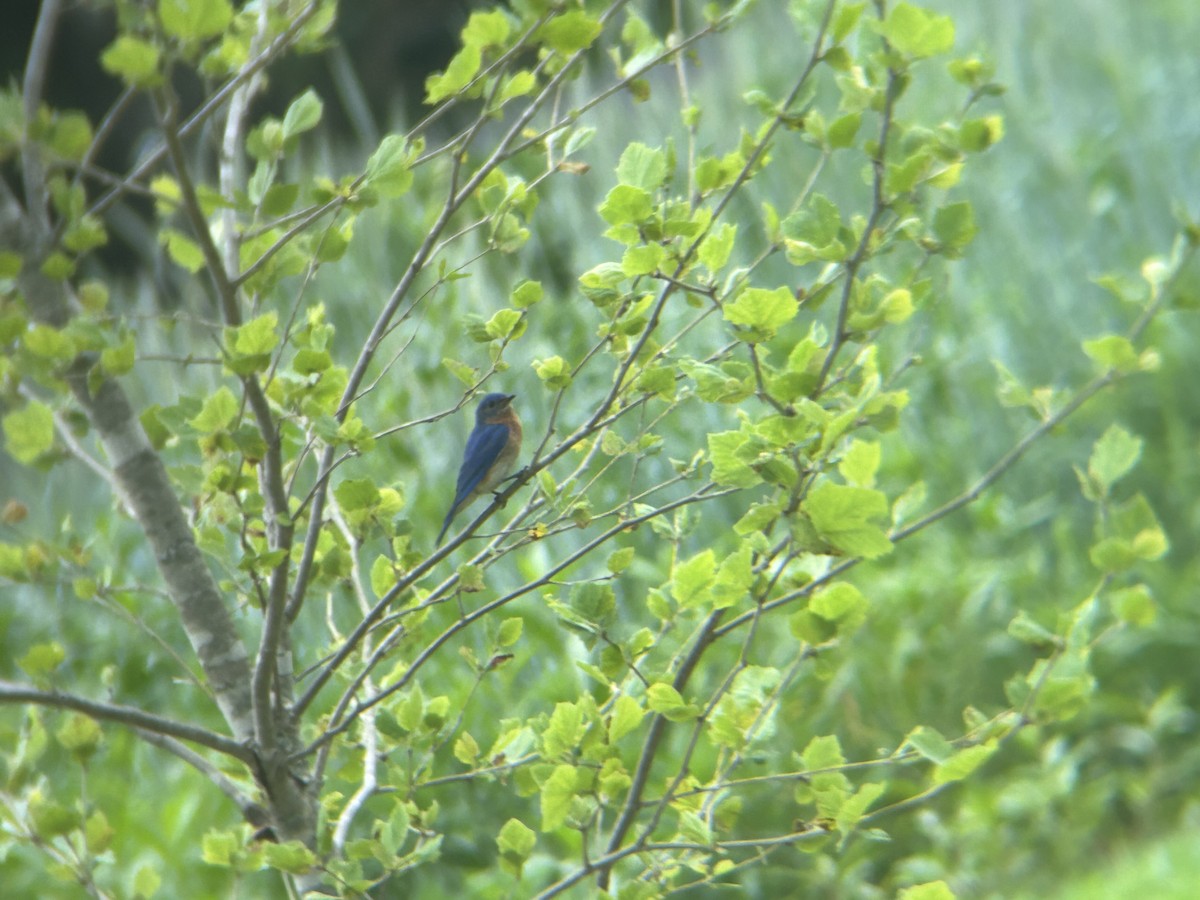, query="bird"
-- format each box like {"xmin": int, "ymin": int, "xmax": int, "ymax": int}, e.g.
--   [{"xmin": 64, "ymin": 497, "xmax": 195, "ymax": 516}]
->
[{"xmin": 436, "ymin": 392, "xmax": 523, "ymax": 545}]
